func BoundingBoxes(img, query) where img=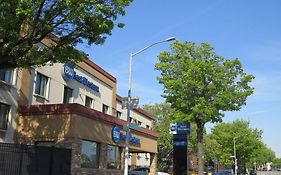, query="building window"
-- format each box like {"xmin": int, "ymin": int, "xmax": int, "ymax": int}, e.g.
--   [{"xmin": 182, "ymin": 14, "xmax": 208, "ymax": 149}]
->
[
  {"xmin": 137, "ymin": 121, "xmax": 142, "ymax": 126},
  {"xmin": 0, "ymin": 69, "xmax": 12, "ymax": 84},
  {"xmin": 35, "ymin": 72, "xmax": 49, "ymax": 97},
  {"xmin": 146, "ymin": 125, "xmax": 150, "ymax": 130},
  {"xmin": 0, "ymin": 103, "xmax": 9, "ymax": 130},
  {"xmin": 102, "ymin": 104, "xmax": 109, "ymax": 114},
  {"xmin": 85, "ymin": 96, "xmax": 93, "ymax": 108},
  {"xmin": 116, "ymin": 111, "xmax": 122, "ymax": 118},
  {"xmin": 129, "ymin": 117, "xmax": 132, "ymax": 123},
  {"xmin": 81, "ymin": 140, "xmax": 99, "ymax": 168},
  {"xmin": 63, "ymin": 86, "xmax": 73, "ymax": 104},
  {"xmin": 107, "ymin": 145, "xmax": 121, "ymax": 169}
]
